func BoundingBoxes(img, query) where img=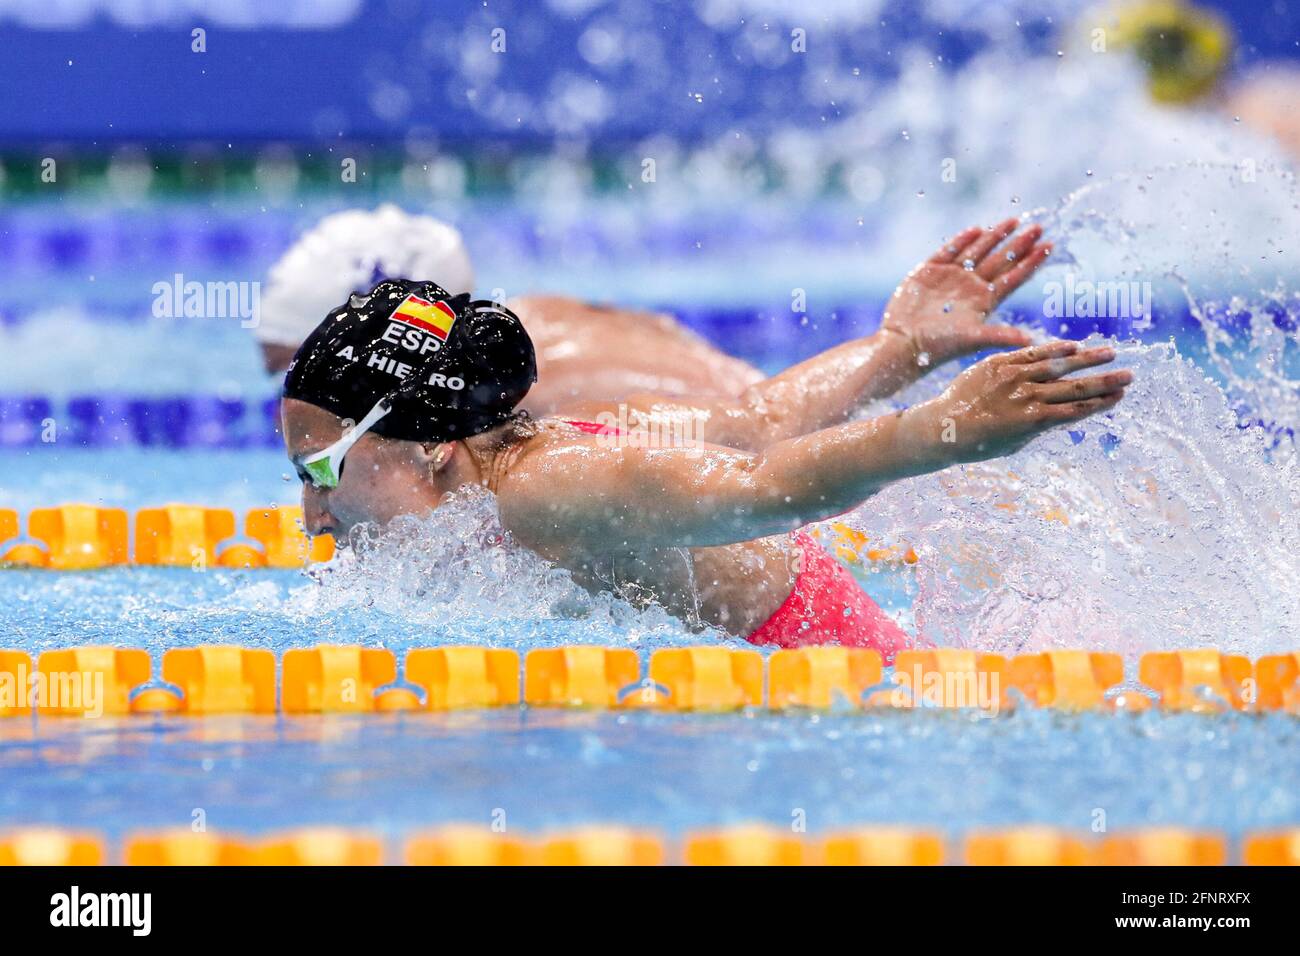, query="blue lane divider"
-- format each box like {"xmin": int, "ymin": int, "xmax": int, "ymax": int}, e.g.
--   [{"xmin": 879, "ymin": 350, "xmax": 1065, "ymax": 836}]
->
[
  {"xmin": 0, "ymin": 215, "xmax": 301, "ymax": 274},
  {"xmin": 0, "ymin": 397, "xmax": 54, "ymax": 447},
  {"xmin": 0, "ymin": 209, "xmax": 872, "ymax": 277},
  {"xmin": 0, "ymin": 395, "xmax": 283, "ymax": 449},
  {"xmin": 0, "ymin": 305, "xmax": 1272, "ymax": 450}
]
